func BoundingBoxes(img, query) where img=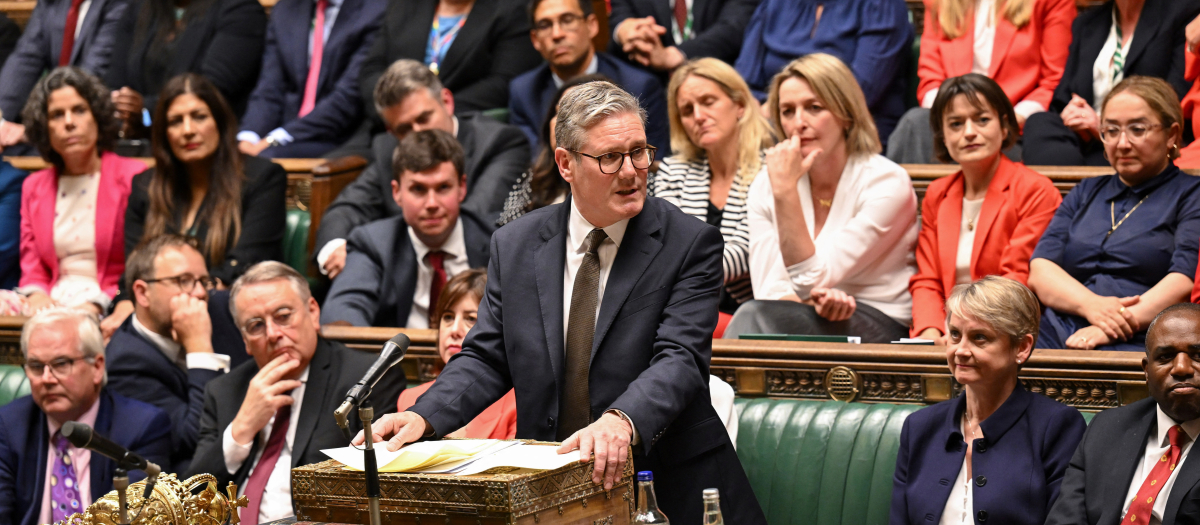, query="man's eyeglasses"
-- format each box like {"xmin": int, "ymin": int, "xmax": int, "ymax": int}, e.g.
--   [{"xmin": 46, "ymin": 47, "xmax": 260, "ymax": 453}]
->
[
  {"xmin": 143, "ymin": 273, "xmax": 215, "ymax": 292},
  {"xmin": 24, "ymin": 355, "xmax": 94, "ymax": 380},
  {"xmin": 569, "ymin": 146, "xmax": 657, "ymax": 174},
  {"xmin": 1099, "ymin": 123, "xmax": 1163, "ymax": 144},
  {"xmin": 533, "ymin": 13, "xmax": 585, "ymax": 34},
  {"xmin": 242, "ymin": 307, "xmax": 299, "ymax": 338}
]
